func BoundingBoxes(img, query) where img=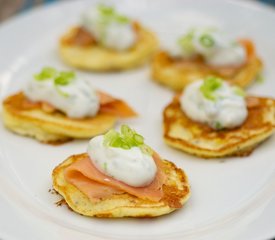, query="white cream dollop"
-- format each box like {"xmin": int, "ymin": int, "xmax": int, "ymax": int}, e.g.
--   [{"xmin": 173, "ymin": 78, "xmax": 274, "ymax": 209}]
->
[
  {"xmin": 180, "ymin": 80, "xmax": 248, "ymax": 129},
  {"xmin": 24, "ymin": 75, "xmax": 99, "ymax": 119},
  {"xmin": 87, "ymin": 135, "xmax": 157, "ymax": 187},
  {"xmin": 81, "ymin": 5, "xmax": 136, "ymax": 51},
  {"xmin": 165, "ymin": 28, "xmax": 246, "ymax": 67}
]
